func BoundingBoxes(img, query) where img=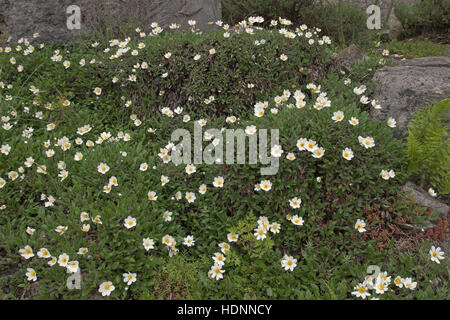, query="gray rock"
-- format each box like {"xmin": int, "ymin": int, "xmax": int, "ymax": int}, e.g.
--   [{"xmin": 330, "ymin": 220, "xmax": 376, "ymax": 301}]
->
[
  {"xmin": 0, "ymin": 0, "xmax": 222, "ymax": 43},
  {"xmin": 439, "ymin": 238, "xmax": 450, "ymax": 262},
  {"xmin": 332, "ymin": 44, "xmax": 369, "ymax": 72},
  {"xmin": 401, "ymin": 181, "xmax": 449, "ymax": 218},
  {"xmin": 371, "ymin": 56, "xmax": 450, "ymax": 137}
]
